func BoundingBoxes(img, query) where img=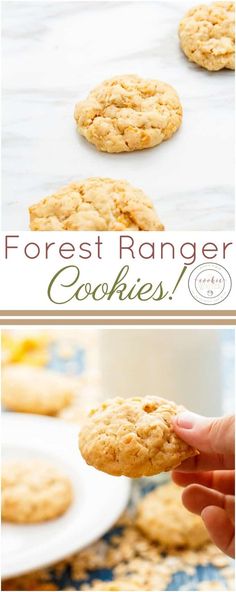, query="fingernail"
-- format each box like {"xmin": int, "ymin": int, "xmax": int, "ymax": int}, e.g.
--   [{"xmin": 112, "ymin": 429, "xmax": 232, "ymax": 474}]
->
[{"xmin": 175, "ymin": 411, "xmax": 199, "ymax": 429}]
